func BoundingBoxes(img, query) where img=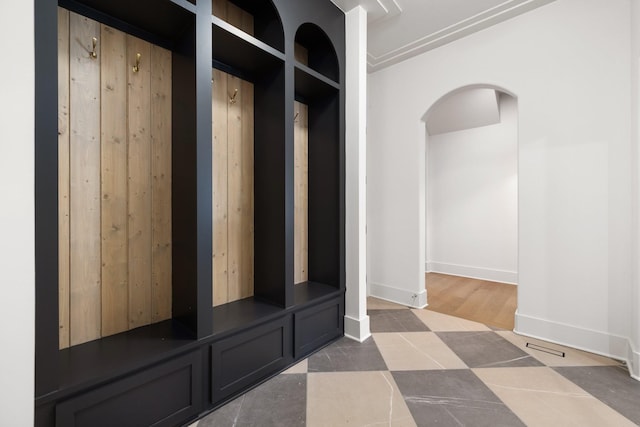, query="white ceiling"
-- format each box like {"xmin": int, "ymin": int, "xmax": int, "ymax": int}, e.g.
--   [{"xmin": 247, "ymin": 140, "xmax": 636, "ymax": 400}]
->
[{"xmin": 331, "ymin": 0, "xmax": 555, "ymax": 72}]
